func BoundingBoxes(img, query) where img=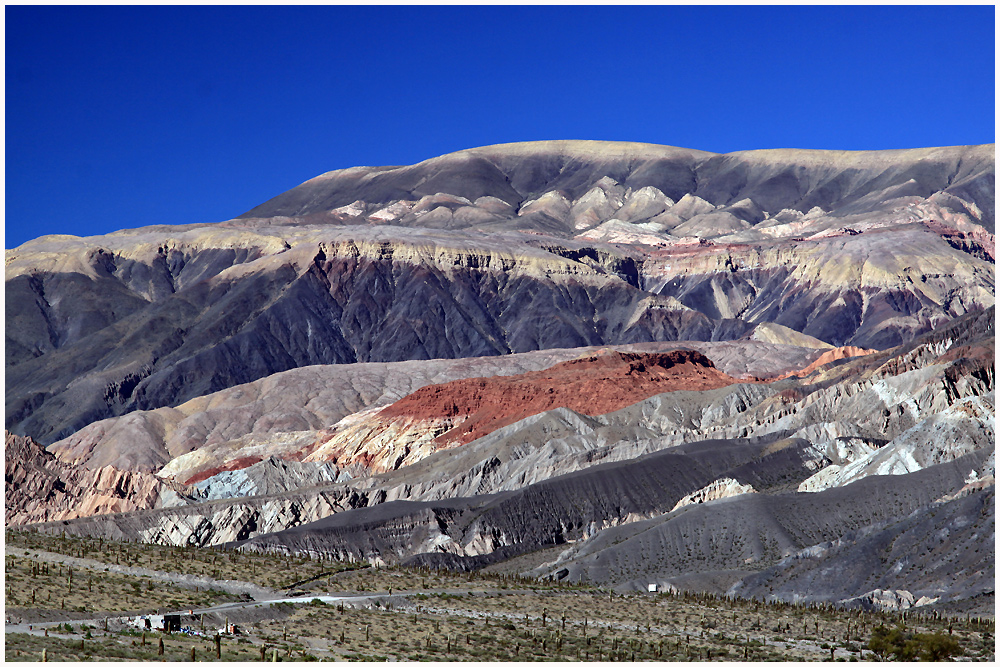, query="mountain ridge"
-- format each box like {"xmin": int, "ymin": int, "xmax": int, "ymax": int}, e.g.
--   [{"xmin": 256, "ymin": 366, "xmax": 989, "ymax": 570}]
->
[
  {"xmin": 5, "ymin": 139, "xmax": 994, "ymax": 616},
  {"xmin": 238, "ymin": 140, "xmax": 994, "ymax": 232}
]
